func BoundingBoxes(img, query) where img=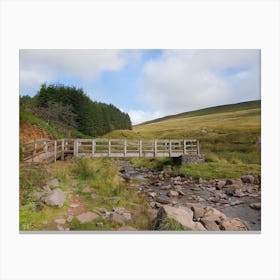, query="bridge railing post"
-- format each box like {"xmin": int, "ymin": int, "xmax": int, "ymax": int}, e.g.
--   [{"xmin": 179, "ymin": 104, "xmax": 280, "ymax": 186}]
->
[
  {"xmin": 61, "ymin": 139, "xmax": 65, "ymax": 160},
  {"xmin": 108, "ymin": 139, "xmax": 111, "ymax": 157},
  {"xmin": 139, "ymin": 139, "xmax": 142, "ymax": 157},
  {"xmin": 196, "ymin": 140, "xmax": 200, "ymax": 154},
  {"xmin": 154, "ymin": 139, "xmax": 157, "ymax": 157},
  {"xmin": 74, "ymin": 139, "xmax": 78, "ymax": 157},
  {"xmin": 92, "ymin": 139, "xmax": 95, "ymax": 156},
  {"xmin": 183, "ymin": 140, "xmax": 186, "ymax": 155},
  {"xmin": 54, "ymin": 140, "xmax": 57, "ymax": 162},
  {"xmin": 124, "ymin": 139, "xmax": 127, "ymax": 158},
  {"xmin": 169, "ymin": 139, "xmax": 172, "ymax": 157}
]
